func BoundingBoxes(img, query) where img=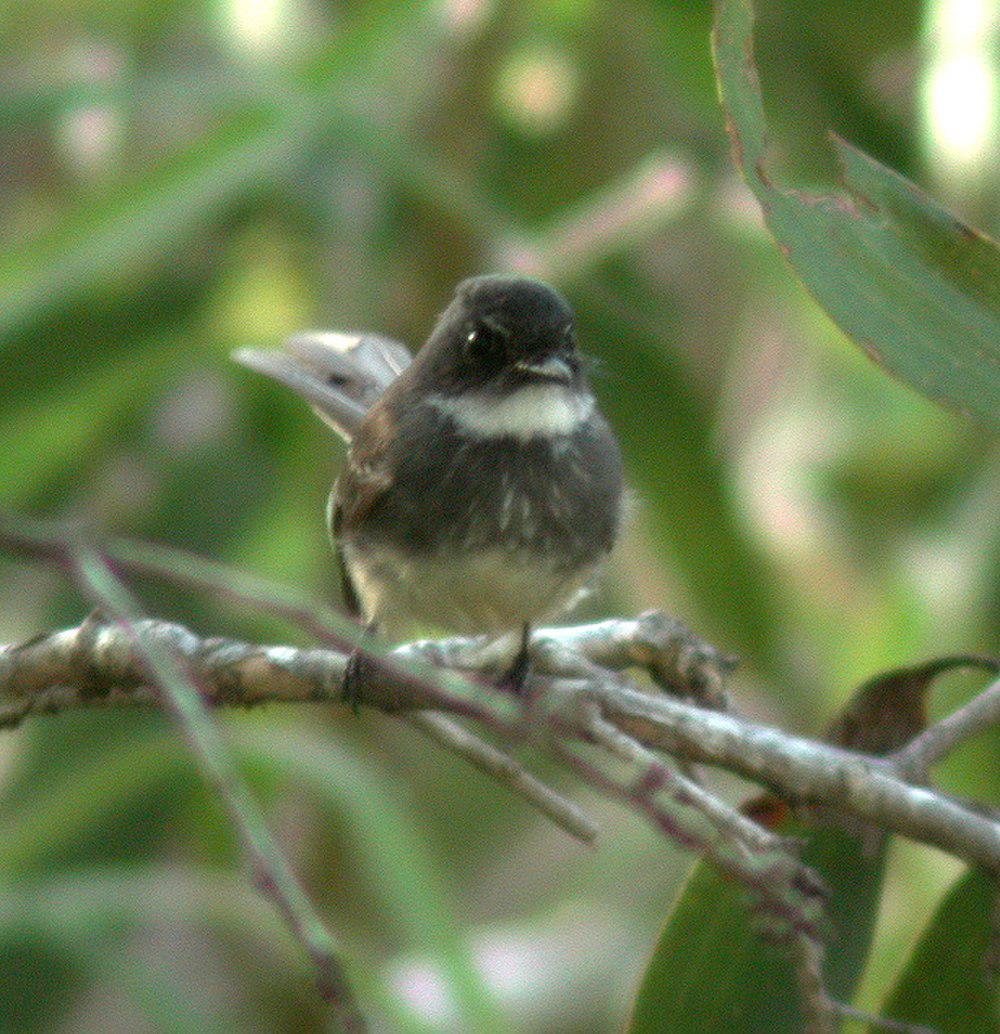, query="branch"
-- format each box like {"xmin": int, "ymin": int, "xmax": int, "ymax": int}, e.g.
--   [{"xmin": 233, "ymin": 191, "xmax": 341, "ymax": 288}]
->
[
  {"xmin": 401, "ymin": 610, "xmax": 737, "ymax": 709},
  {"xmin": 0, "ymin": 511, "xmax": 601, "ymax": 842},
  {"xmin": 3, "ymin": 615, "xmax": 998, "ymax": 874},
  {"xmin": 893, "ymin": 676, "xmax": 1000, "ymax": 780},
  {"xmin": 3, "ymin": 514, "xmax": 999, "ymax": 1029},
  {"xmin": 5, "ymin": 550, "xmax": 365, "ymax": 1031}
]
